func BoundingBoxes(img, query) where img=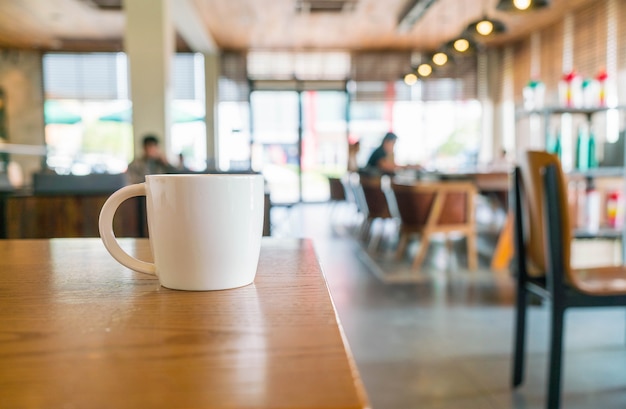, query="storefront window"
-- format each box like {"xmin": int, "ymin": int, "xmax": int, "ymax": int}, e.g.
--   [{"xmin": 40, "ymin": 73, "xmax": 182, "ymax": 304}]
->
[{"xmin": 43, "ymin": 52, "xmax": 207, "ymax": 174}]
